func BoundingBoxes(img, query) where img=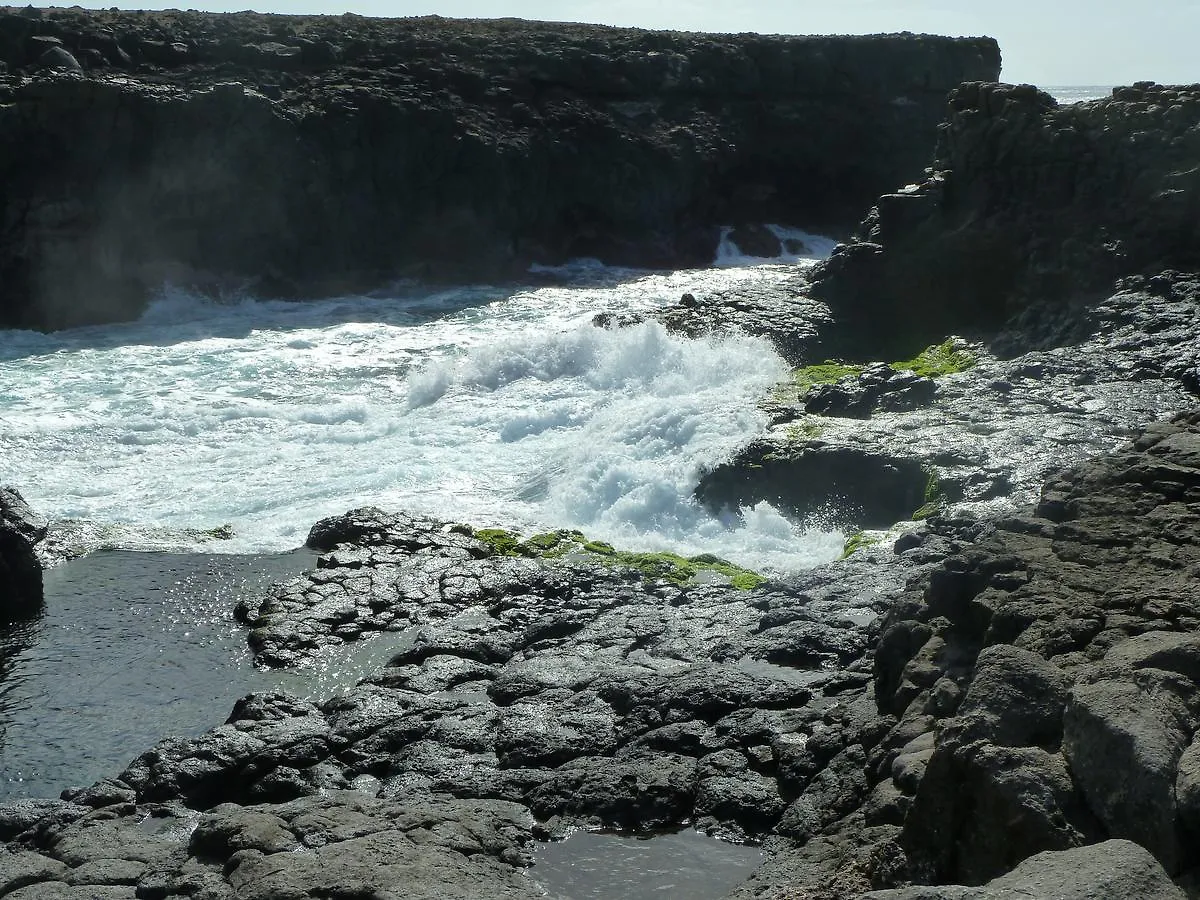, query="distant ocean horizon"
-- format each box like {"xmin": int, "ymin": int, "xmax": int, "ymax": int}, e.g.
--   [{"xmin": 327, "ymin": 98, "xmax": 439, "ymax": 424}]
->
[{"xmin": 1043, "ymin": 85, "xmax": 1114, "ymax": 103}]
